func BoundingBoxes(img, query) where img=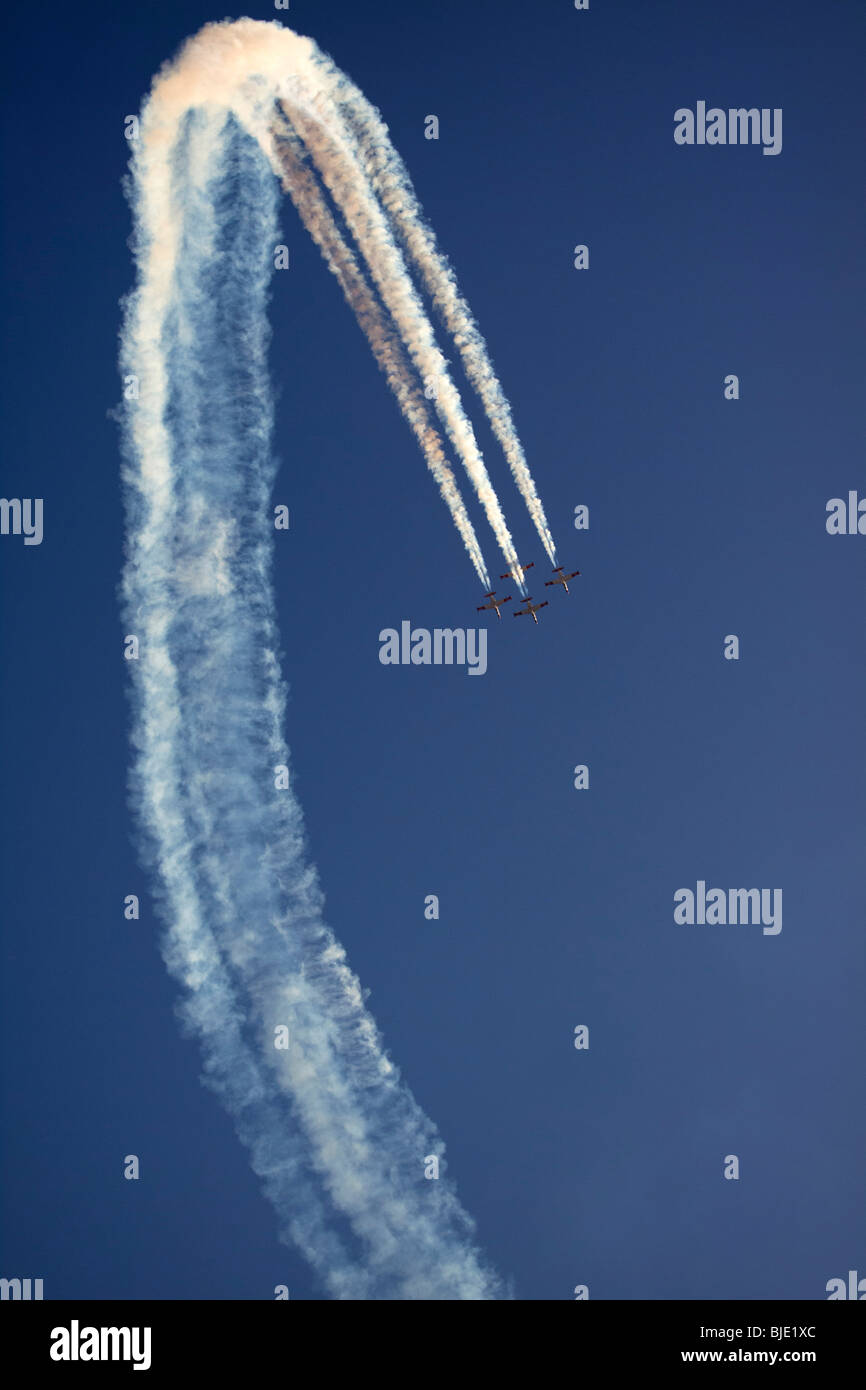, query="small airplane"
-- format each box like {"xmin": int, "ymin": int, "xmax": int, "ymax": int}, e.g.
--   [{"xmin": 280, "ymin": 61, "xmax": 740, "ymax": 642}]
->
[
  {"xmin": 476, "ymin": 591, "xmax": 513, "ymax": 619},
  {"xmin": 500, "ymin": 561, "xmax": 535, "ymax": 582},
  {"xmin": 544, "ymin": 566, "xmax": 581, "ymax": 593},
  {"xmin": 513, "ymin": 596, "xmax": 549, "ymax": 624}
]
